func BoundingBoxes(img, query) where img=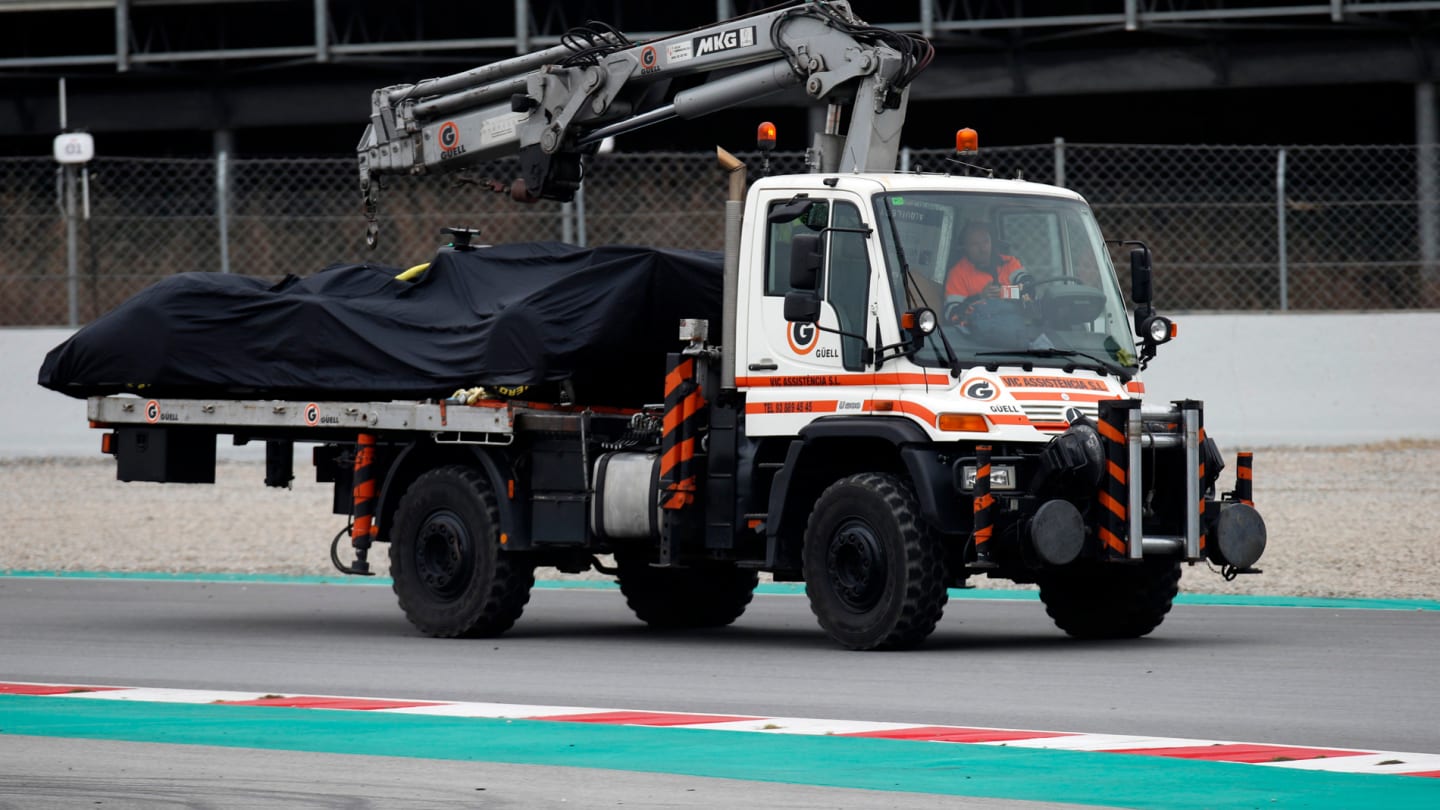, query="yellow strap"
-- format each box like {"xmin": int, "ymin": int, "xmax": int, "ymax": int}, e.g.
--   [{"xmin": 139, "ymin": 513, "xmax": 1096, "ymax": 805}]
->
[{"xmin": 395, "ymin": 262, "xmax": 431, "ymax": 282}]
